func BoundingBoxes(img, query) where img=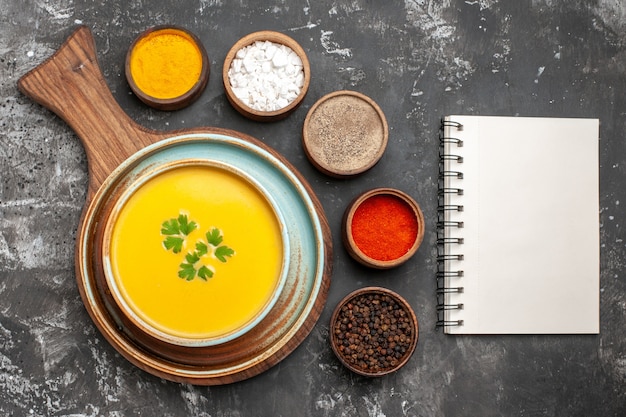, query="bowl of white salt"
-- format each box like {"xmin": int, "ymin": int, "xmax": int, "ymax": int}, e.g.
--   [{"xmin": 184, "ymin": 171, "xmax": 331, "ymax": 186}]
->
[{"xmin": 223, "ymin": 31, "xmax": 310, "ymax": 122}]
